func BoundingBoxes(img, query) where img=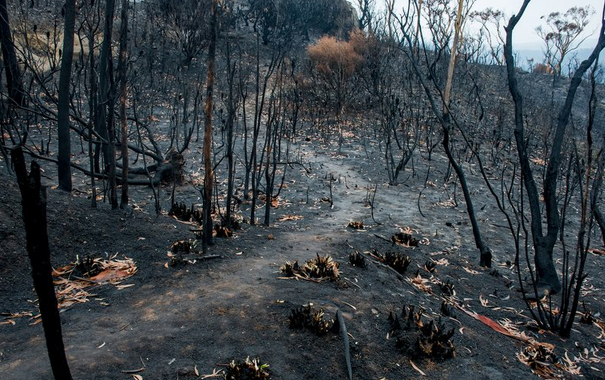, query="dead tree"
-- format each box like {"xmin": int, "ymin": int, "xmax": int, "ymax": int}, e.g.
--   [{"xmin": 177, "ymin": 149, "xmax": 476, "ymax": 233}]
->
[
  {"xmin": 504, "ymin": 0, "xmax": 605, "ymax": 293},
  {"xmin": 0, "ymin": 0, "xmax": 26, "ymax": 106},
  {"xmin": 96, "ymin": 0, "xmax": 115, "ymax": 176},
  {"xmin": 11, "ymin": 146, "xmax": 72, "ymax": 380},
  {"xmin": 202, "ymin": 0, "xmax": 218, "ymax": 253},
  {"xmin": 118, "ymin": 0, "xmax": 129, "ymax": 208},
  {"xmin": 395, "ymin": 0, "xmax": 492, "ymax": 267},
  {"xmin": 223, "ymin": 39, "xmax": 239, "ymax": 227},
  {"xmin": 57, "ymin": 0, "xmax": 76, "ymax": 192}
]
